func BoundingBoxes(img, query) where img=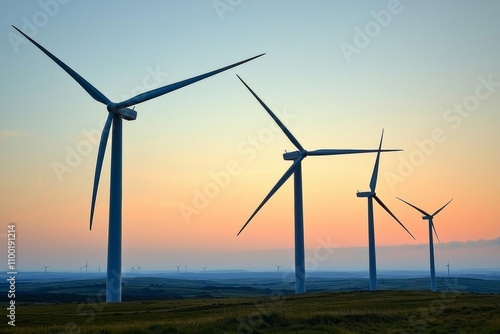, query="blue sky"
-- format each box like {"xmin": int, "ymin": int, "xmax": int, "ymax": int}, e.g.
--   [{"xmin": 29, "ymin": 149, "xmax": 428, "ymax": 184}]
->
[{"xmin": 1, "ymin": 0, "xmax": 499, "ymax": 272}]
